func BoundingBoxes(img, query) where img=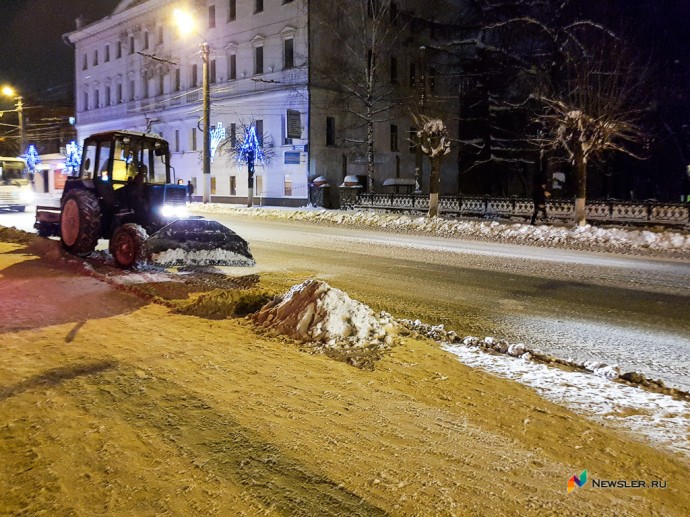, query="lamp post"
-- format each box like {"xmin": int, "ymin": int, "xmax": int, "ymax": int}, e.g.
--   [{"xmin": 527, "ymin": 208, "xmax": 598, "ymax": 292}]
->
[
  {"xmin": 2, "ymin": 86, "xmax": 24, "ymax": 156},
  {"xmin": 174, "ymin": 9, "xmax": 211, "ymax": 203}
]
